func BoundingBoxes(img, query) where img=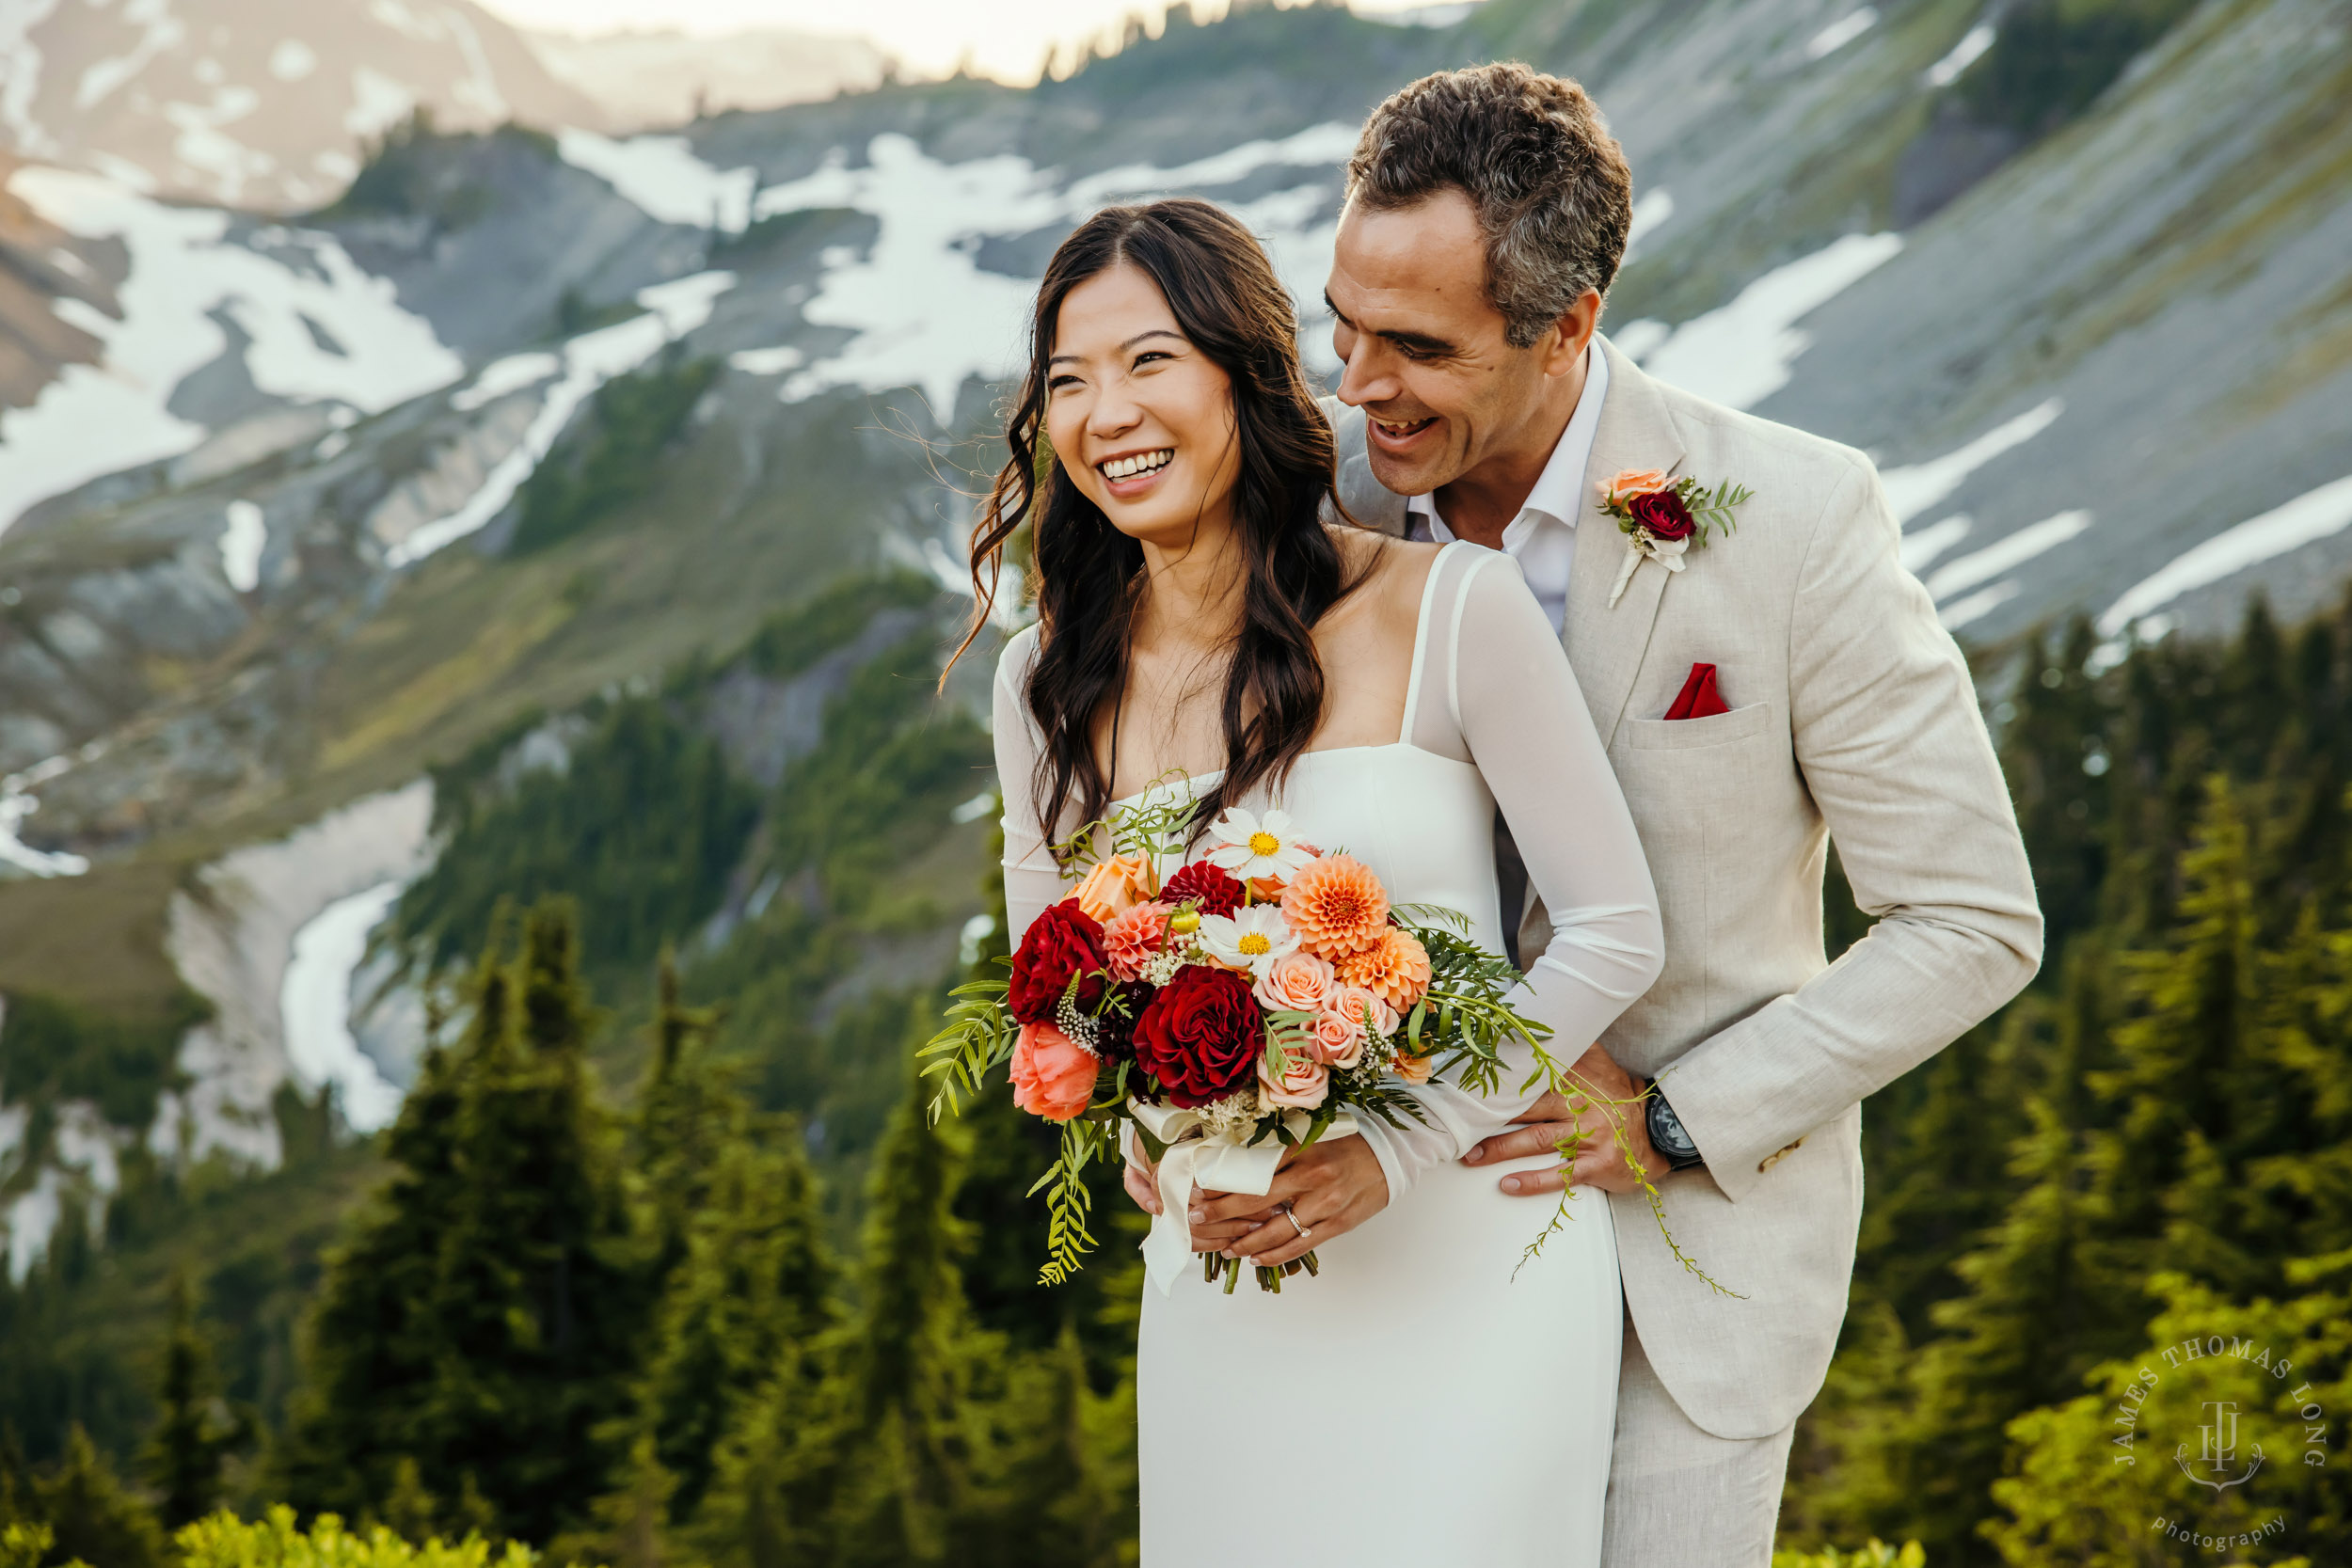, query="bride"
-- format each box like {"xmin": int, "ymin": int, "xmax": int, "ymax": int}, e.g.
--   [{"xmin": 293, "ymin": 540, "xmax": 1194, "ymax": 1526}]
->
[{"xmin": 966, "ymin": 197, "xmax": 1664, "ymax": 1565}]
